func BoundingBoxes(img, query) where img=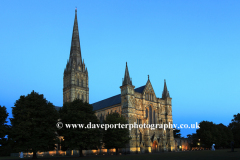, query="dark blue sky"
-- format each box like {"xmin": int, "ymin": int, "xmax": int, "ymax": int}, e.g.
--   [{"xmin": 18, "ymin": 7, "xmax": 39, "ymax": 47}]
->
[{"xmin": 0, "ymin": 0, "xmax": 239, "ymax": 137}]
